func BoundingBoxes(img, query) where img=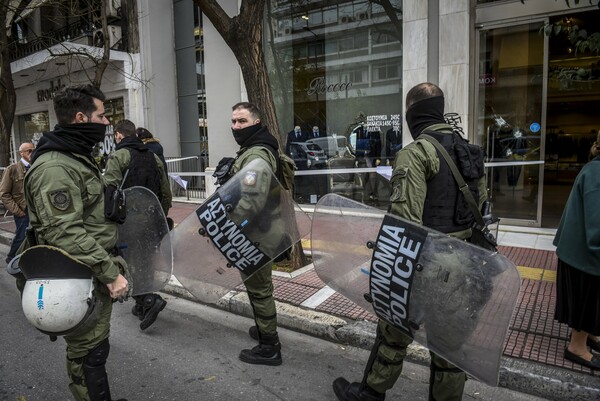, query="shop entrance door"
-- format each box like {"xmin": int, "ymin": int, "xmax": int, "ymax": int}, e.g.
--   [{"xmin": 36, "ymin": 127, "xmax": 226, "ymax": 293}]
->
[
  {"xmin": 476, "ymin": 22, "xmax": 546, "ymax": 226},
  {"xmin": 476, "ymin": 10, "xmax": 600, "ymax": 227}
]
